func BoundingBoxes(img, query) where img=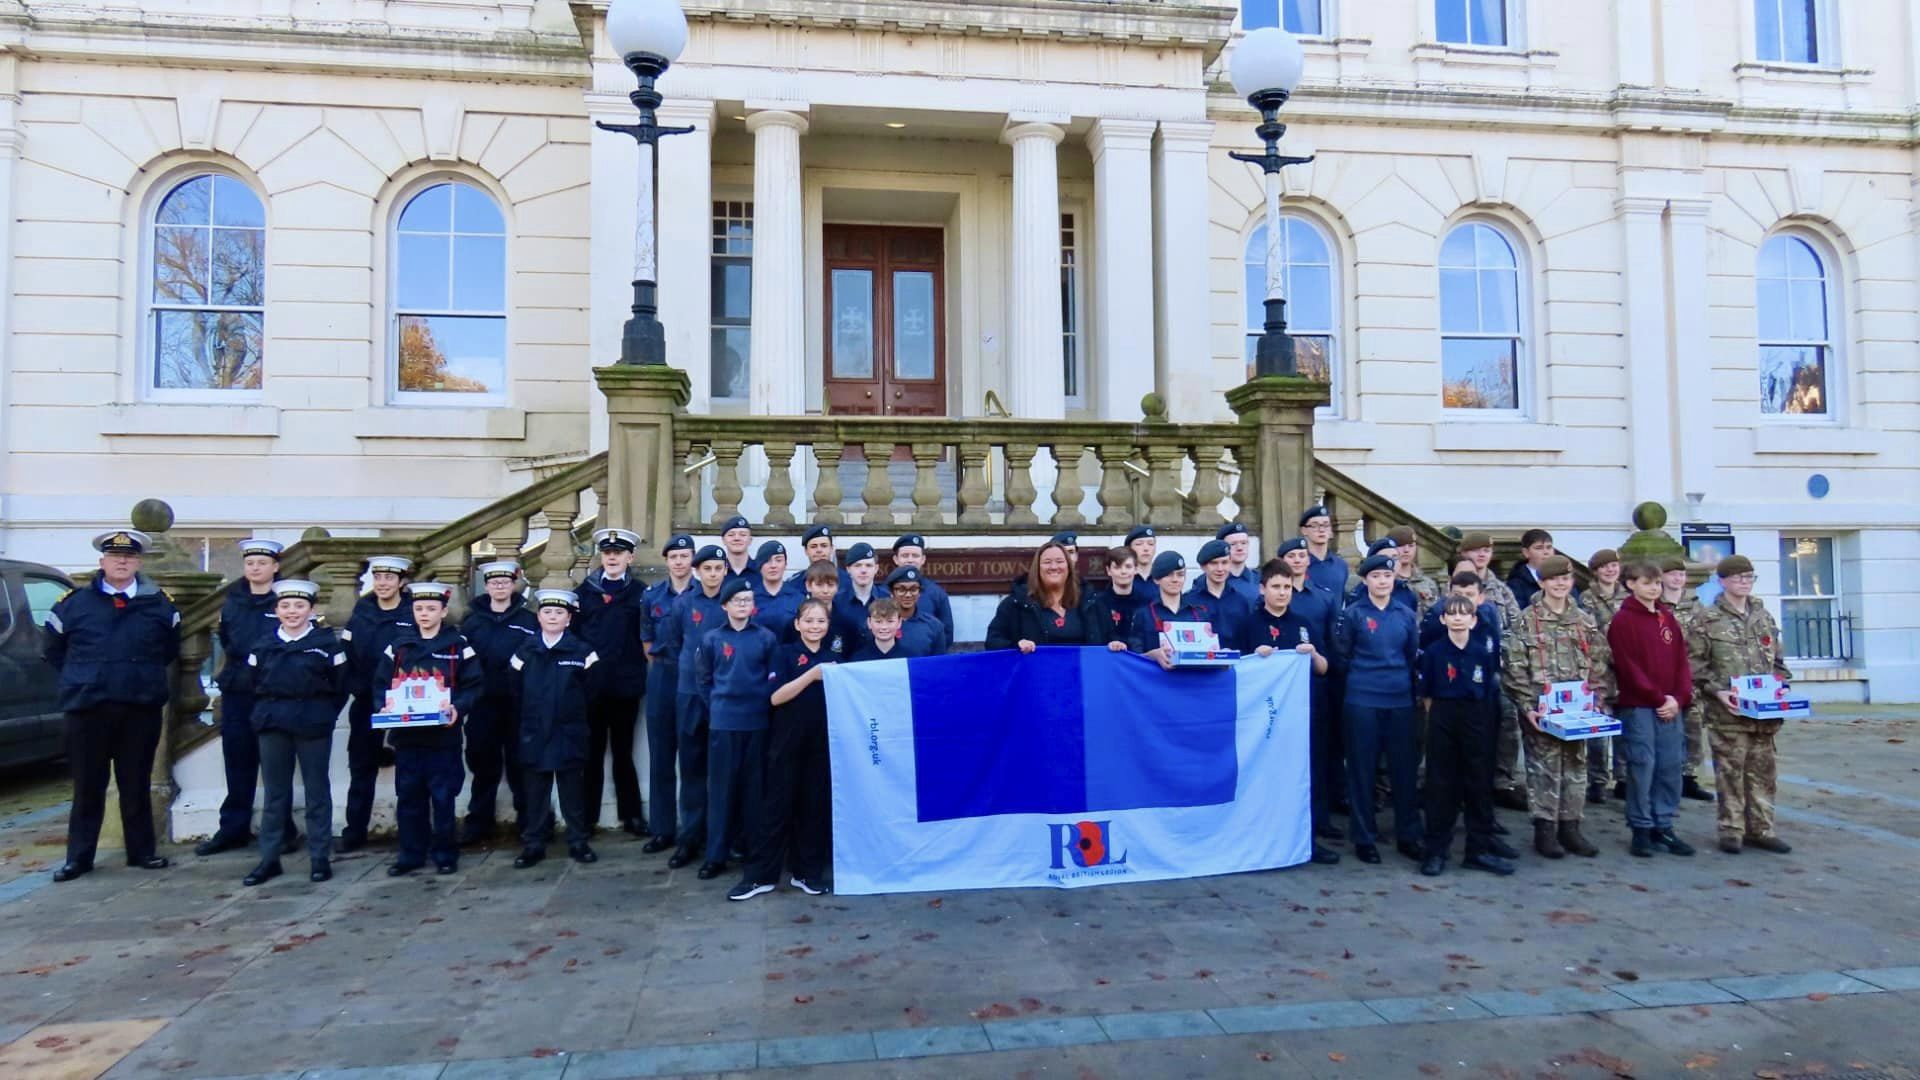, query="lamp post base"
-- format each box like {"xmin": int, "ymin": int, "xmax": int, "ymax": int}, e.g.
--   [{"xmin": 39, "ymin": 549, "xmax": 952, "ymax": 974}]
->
[
  {"xmin": 1252, "ymin": 297, "xmax": 1298, "ymax": 378},
  {"xmin": 619, "ymin": 279, "xmax": 667, "ymax": 367}
]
